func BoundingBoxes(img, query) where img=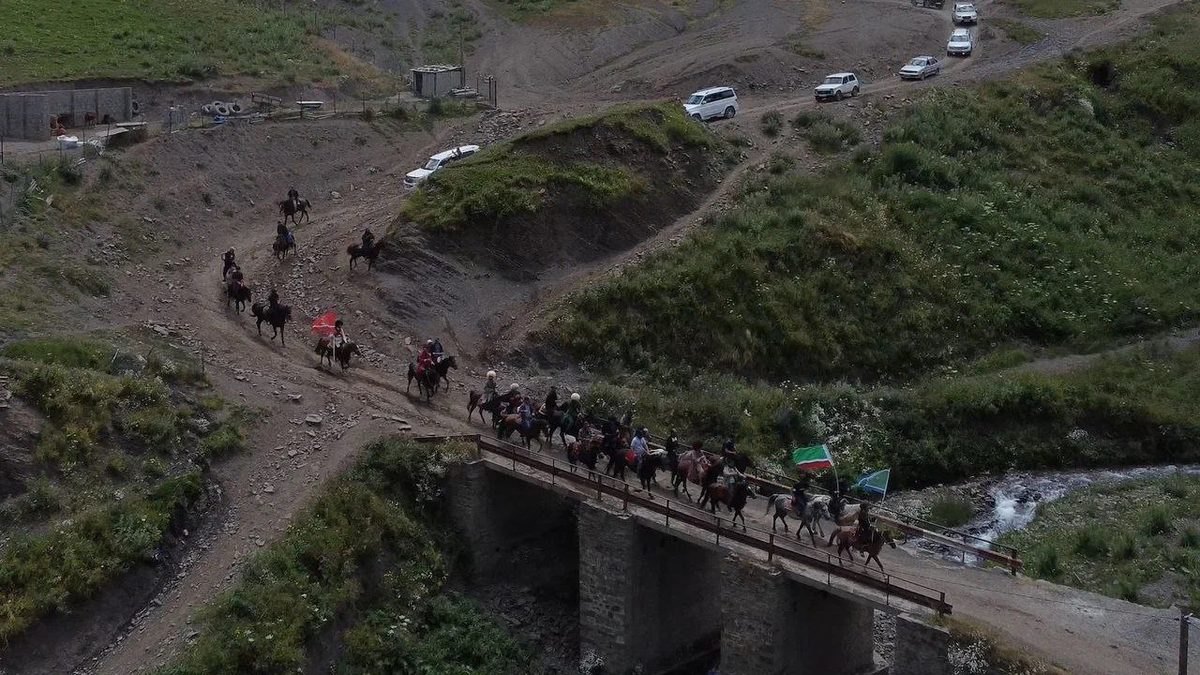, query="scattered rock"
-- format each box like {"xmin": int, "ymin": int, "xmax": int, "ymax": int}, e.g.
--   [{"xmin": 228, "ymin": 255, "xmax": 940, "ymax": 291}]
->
[
  {"xmin": 262, "ymin": 484, "xmax": 275, "ymax": 494},
  {"xmin": 110, "ymin": 352, "xmax": 147, "ymax": 375},
  {"xmin": 188, "ymin": 418, "xmax": 212, "ymax": 435},
  {"xmin": 305, "ymin": 414, "xmax": 323, "ymax": 426}
]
